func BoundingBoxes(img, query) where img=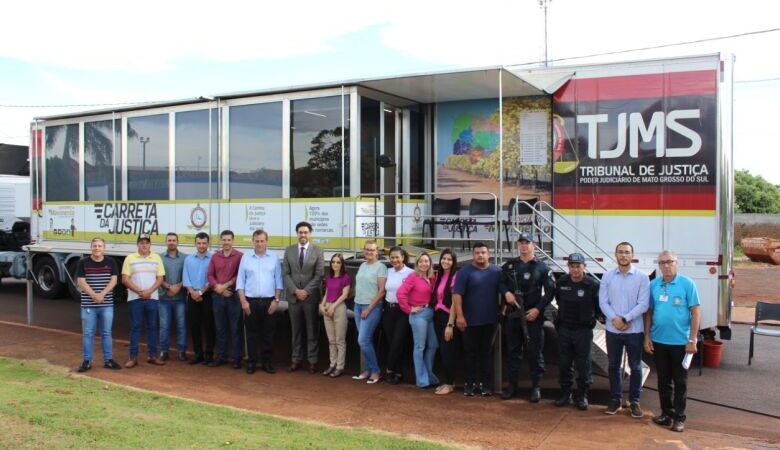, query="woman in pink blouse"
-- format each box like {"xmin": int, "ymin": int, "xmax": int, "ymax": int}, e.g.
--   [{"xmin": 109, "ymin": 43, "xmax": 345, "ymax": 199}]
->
[
  {"xmin": 320, "ymin": 254, "xmax": 351, "ymax": 378},
  {"xmin": 397, "ymin": 252, "xmax": 438, "ymax": 388},
  {"xmin": 432, "ymin": 249, "xmax": 460, "ymax": 395}
]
